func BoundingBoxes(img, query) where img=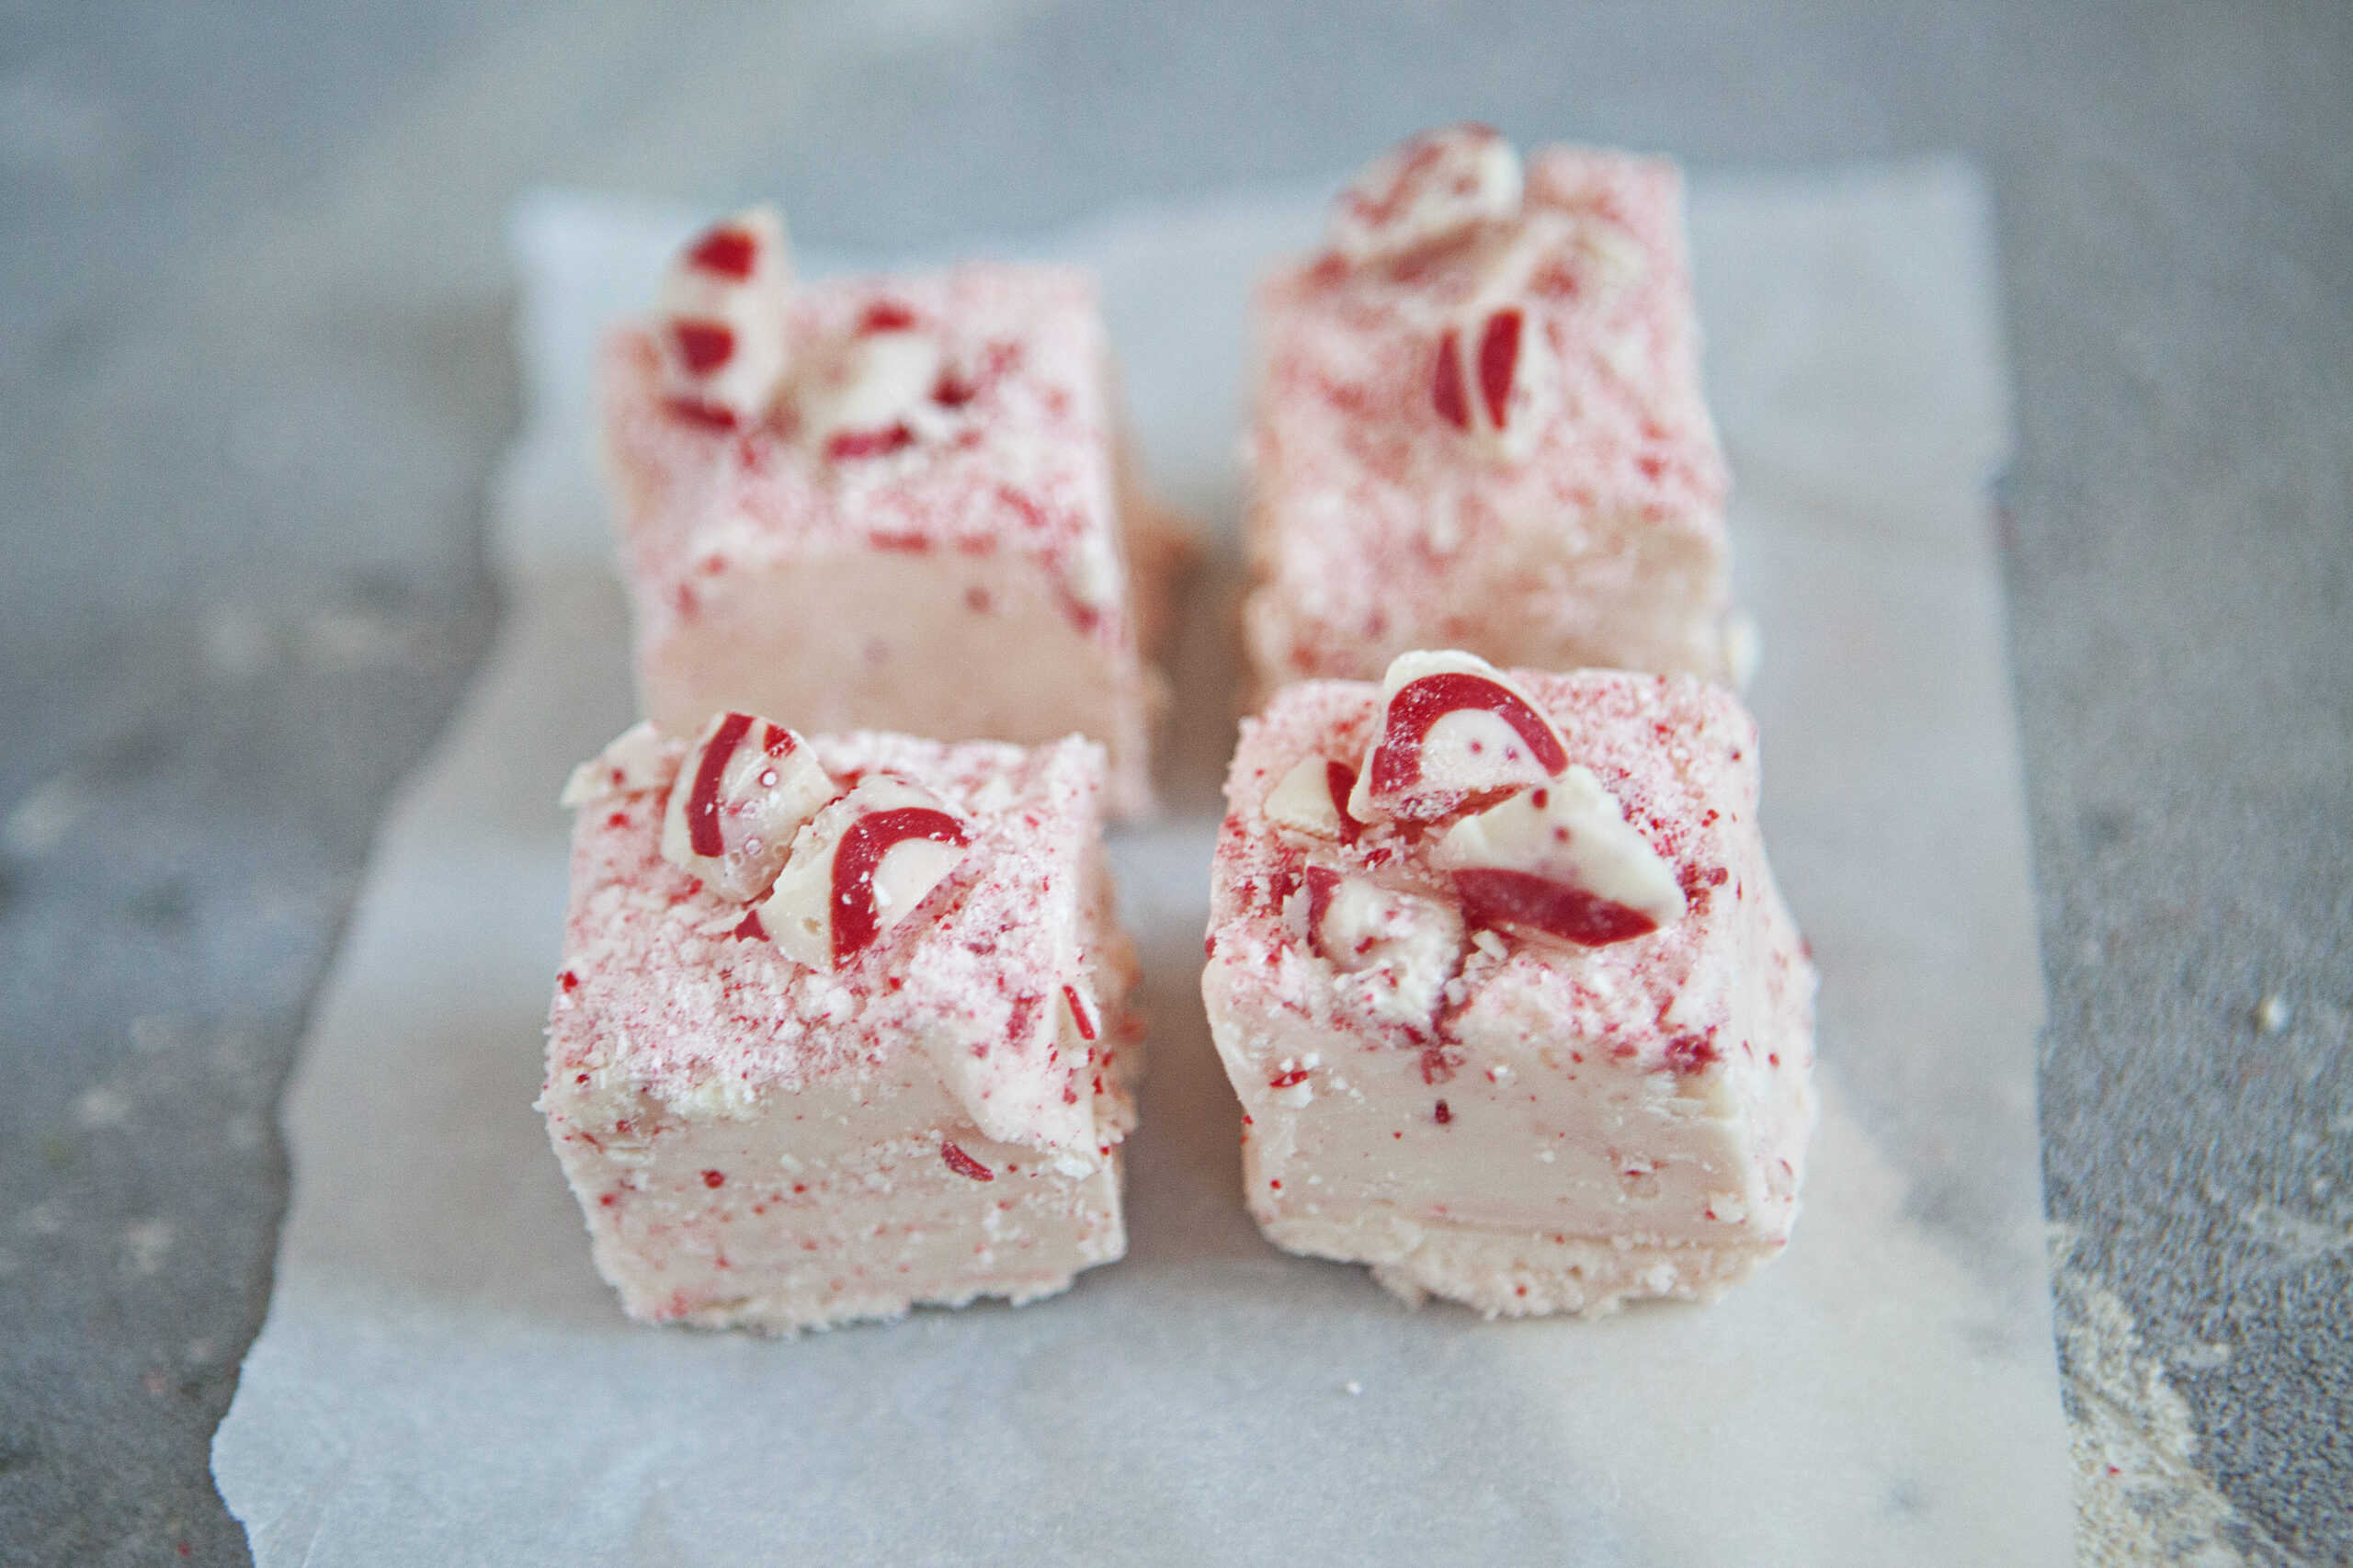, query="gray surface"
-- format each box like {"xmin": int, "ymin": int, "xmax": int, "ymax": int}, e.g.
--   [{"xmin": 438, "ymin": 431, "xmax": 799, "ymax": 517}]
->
[{"xmin": 0, "ymin": 1, "xmax": 2345, "ymax": 1562}]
